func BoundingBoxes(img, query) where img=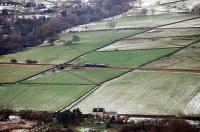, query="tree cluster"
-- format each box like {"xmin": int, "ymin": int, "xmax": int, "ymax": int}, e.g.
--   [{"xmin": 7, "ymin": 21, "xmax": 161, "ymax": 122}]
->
[
  {"xmin": 119, "ymin": 119, "xmax": 199, "ymax": 132},
  {"xmin": 56, "ymin": 108, "xmax": 83, "ymax": 127}
]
